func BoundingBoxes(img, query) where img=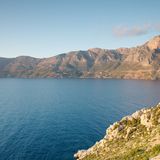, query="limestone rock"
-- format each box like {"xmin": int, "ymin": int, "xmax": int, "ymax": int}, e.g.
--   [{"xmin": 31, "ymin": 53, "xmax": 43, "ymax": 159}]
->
[
  {"xmin": 150, "ymin": 154, "xmax": 160, "ymax": 160},
  {"xmin": 147, "ymin": 36, "xmax": 160, "ymax": 50},
  {"xmin": 74, "ymin": 102, "xmax": 160, "ymax": 160}
]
